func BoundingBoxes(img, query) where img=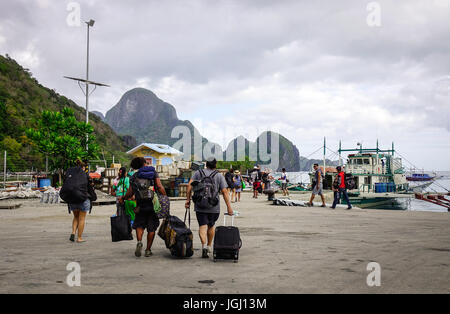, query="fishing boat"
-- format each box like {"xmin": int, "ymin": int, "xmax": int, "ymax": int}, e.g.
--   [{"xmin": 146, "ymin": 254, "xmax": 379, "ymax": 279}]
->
[{"xmin": 310, "ymin": 139, "xmax": 412, "ymax": 209}]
